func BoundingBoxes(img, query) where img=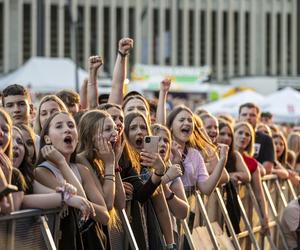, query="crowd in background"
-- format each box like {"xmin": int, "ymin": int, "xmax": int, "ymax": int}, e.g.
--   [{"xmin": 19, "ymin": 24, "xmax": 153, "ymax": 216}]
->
[{"xmin": 0, "ymin": 37, "xmax": 299, "ymax": 250}]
